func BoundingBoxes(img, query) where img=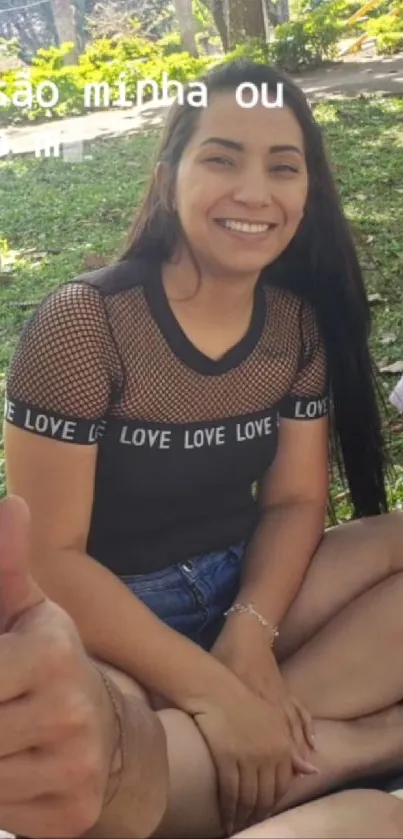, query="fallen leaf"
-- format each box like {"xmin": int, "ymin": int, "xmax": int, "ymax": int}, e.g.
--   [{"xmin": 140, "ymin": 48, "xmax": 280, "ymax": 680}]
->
[
  {"xmin": 380, "ymin": 332, "xmax": 397, "ymax": 345},
  {"xmin": 380, "ymin": 361, "xmax": 403, "ymax": 374},
  {"xmin": 334, "ymin": 490, "xmax": 348, "ymax": 500},
  {"xmin": 368, "ymin": 293, "xmax": 385, "ymax": 304}
]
